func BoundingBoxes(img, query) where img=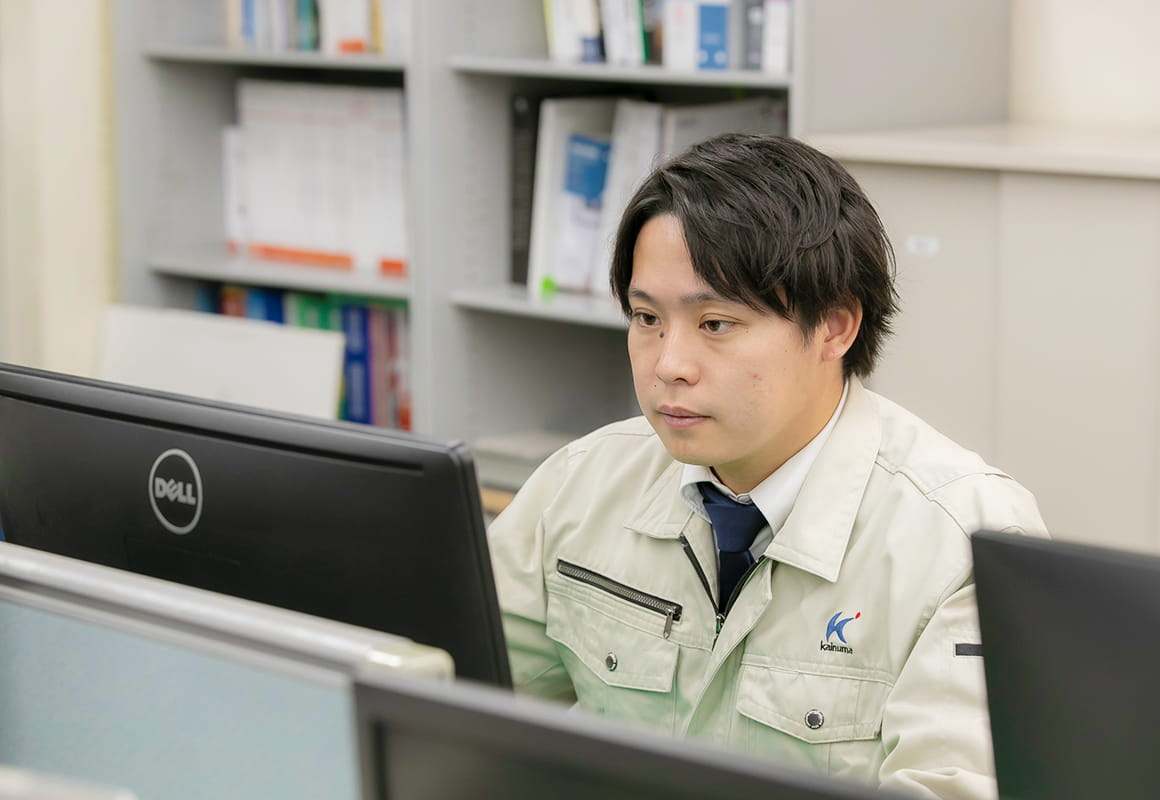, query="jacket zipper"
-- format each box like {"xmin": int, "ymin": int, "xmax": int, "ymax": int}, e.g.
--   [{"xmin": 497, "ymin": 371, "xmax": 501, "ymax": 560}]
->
[
  {"xmin": 723, "ymin": 562, "xmax": 762, "ymax": 617},
  {"xmin": 680, "ymin": 534, "xmax": 769, "ymax": 642},
  {"xmin": 679, "ymin": 534, "xmax": 725, "ymax": 635},
  {"xmin": 557, "ymin": 559, "xmax": 682, "ymax": 638}
]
